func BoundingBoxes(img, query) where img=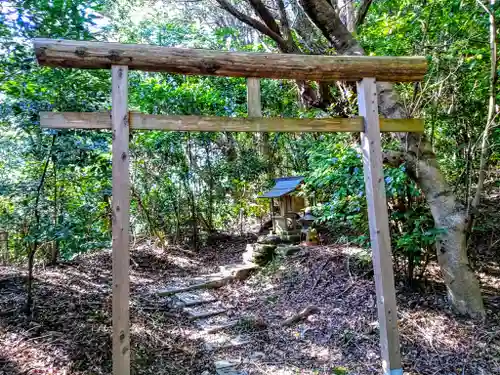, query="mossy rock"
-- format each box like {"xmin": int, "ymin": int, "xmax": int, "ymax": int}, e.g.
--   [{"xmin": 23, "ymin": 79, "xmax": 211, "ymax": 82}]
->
[
  {"xmin": 255, "ymin": 243, "xmax": 277, "ymax": 252},
  {"xmin": 252, "ymin": 243, "xmax": 276, "ymax": 266},
  {"xmin": 277, "ymin": 245, "xmax": 302, "ymax": 256},
  {"xmin": 332, "ymin": 367, "xmax": 349, "ymax": 375},
  {"xmin": 280, "ymin": 234, "xmax": 301, "ymax": 244},
  {"xmin": 252, "ymin": 254, "xmax": 274, "ymax": 266},
  {"xmin": 257, "ymin": 235, "xmax": 281, "ymax": 245}
]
